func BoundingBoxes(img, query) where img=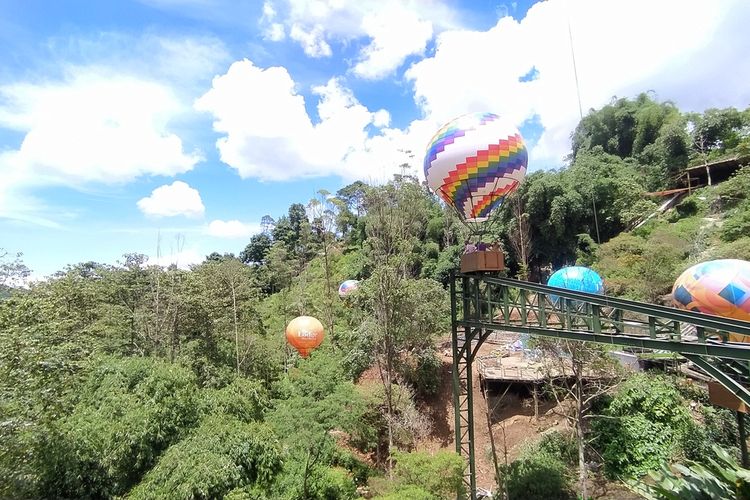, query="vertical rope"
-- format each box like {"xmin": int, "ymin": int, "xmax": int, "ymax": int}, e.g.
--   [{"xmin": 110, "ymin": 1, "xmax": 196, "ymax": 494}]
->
[{"xmin": 566, "ymin": 0, "xmax": 601, "ymax": 245}]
